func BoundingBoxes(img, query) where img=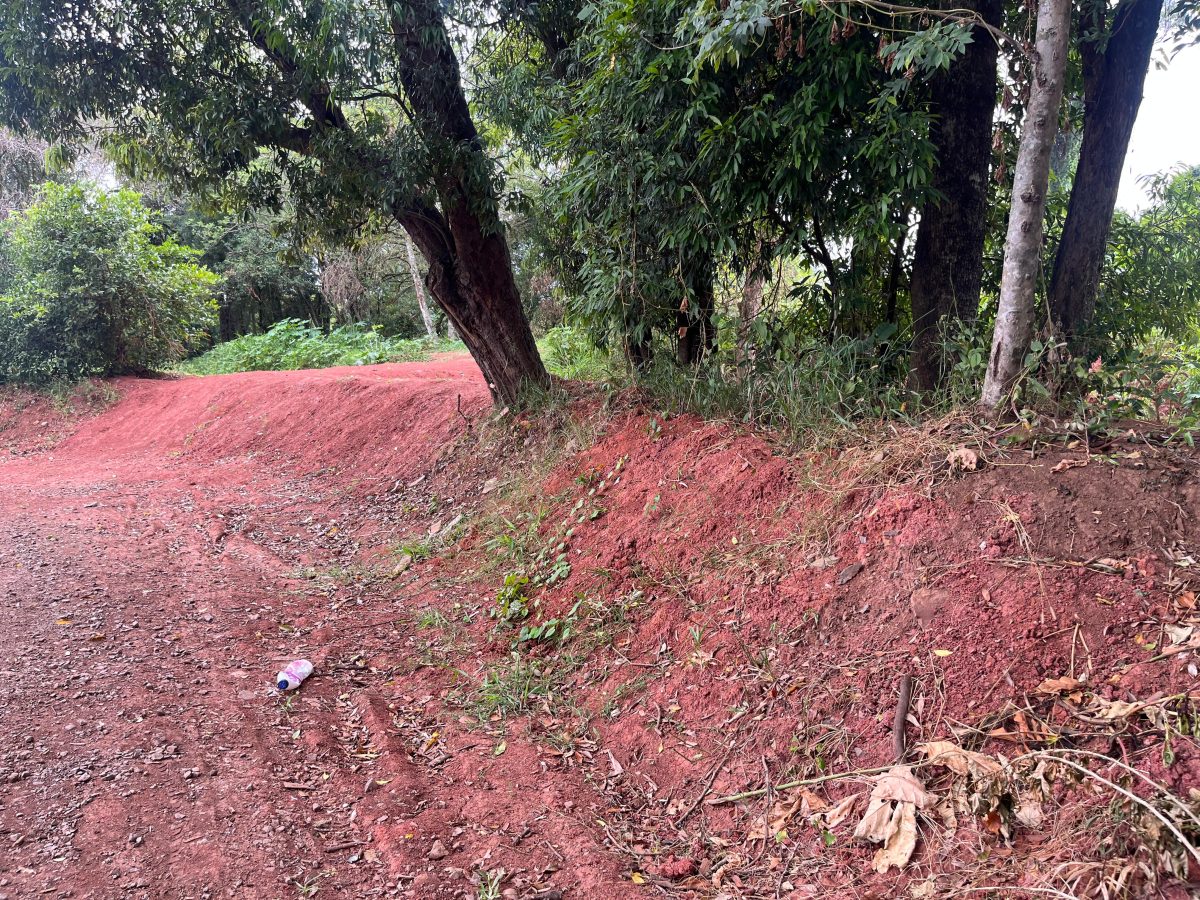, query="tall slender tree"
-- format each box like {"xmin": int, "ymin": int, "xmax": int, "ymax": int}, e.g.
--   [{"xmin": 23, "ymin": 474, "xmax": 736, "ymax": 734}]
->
[
  {"xmin": 405, "ymin": 234, "xmax": 438, "ymax": 340},
  {"xmin": 981, "ymin": 0, "xmax": 1071, "ymax": 407}
]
